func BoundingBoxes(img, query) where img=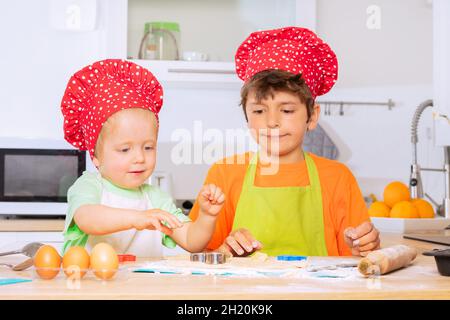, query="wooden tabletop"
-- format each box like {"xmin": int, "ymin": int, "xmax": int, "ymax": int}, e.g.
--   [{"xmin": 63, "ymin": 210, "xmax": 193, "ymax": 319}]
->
[
  {"xmin": 0, "ymin": 232, "xmax": 449, "ymax": 300},
  {"xmin": 0, "ymin": 219, "xmax": 64, "ymax": 232}
]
